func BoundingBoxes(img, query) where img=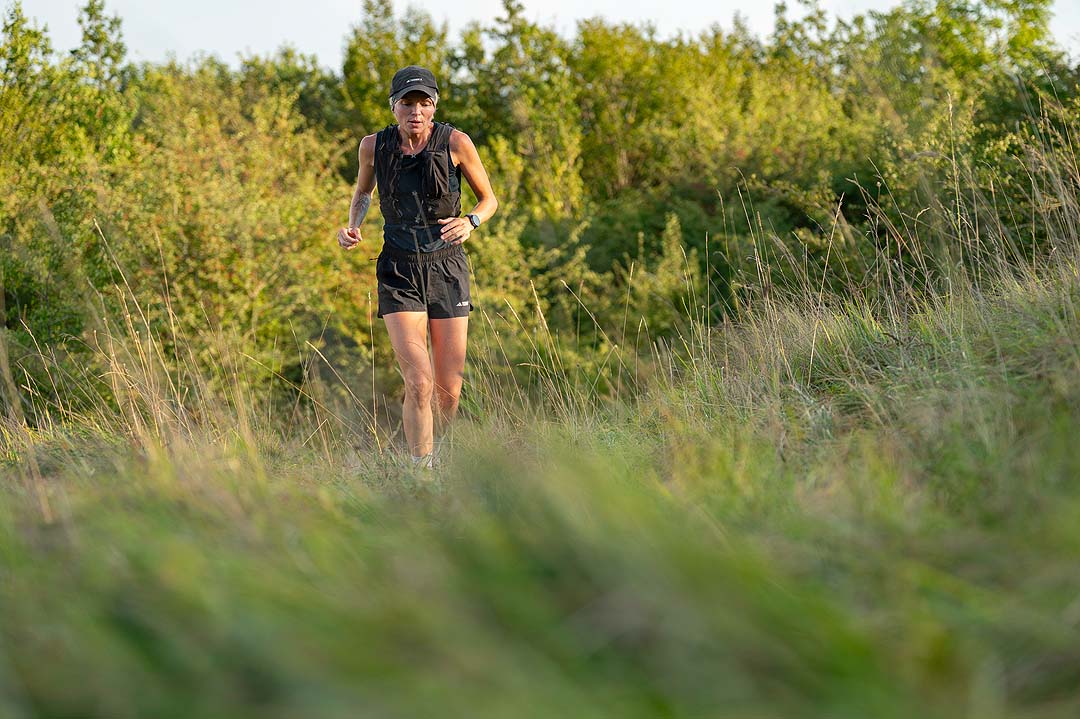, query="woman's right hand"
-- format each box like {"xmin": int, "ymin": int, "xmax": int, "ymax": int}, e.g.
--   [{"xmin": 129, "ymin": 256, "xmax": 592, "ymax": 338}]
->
[{"xmin": 337, "ymin": 226, "xmax": 362, "ymax": 250}]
